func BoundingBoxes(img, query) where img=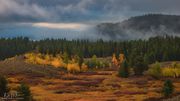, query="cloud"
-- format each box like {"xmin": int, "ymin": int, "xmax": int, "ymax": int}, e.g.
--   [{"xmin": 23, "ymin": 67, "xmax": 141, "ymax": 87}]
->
[
  {"xmin": 32, "ymin": 22, "xmax": 89, "ymax": 30},
  {"xmin": 0, "ymin": 0, "xmax": 180, "ymax": 23},
  {"xmin": 0, "ymin": 0, "xmax": 50, "ymax": 22}
]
